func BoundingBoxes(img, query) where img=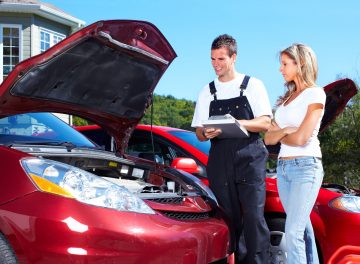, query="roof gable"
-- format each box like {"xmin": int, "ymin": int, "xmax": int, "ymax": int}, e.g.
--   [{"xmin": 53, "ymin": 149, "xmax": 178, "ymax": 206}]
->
[{"xmin": 0, "ymin": 0, "xmax": 85, "ymax": 30}]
